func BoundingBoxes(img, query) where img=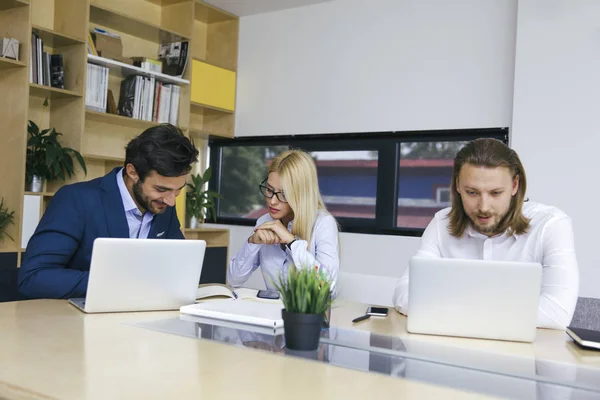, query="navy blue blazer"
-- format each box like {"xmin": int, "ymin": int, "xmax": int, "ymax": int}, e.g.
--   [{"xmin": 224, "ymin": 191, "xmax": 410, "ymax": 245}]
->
[{"xmin": 18, "ymin": 167, "xmax": 185, "ymax": 299}]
